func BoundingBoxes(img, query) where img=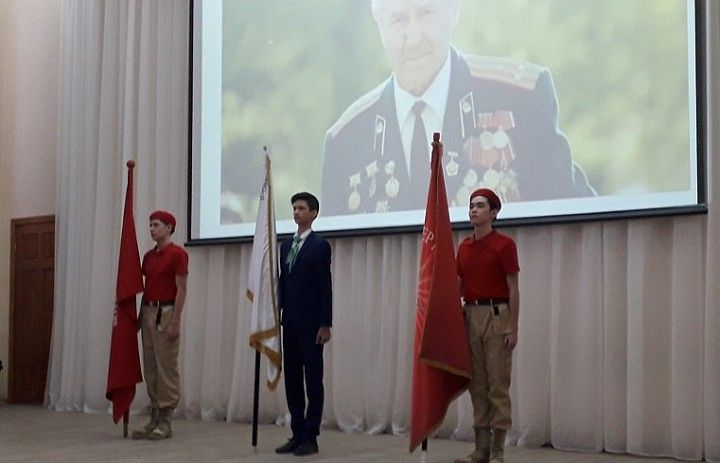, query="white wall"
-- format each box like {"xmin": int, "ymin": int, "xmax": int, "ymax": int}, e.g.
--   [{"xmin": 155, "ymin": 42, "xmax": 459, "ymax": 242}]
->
[{"xmin": 0, "ymin": 0, "xmax": 60, "ymax": 400}]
